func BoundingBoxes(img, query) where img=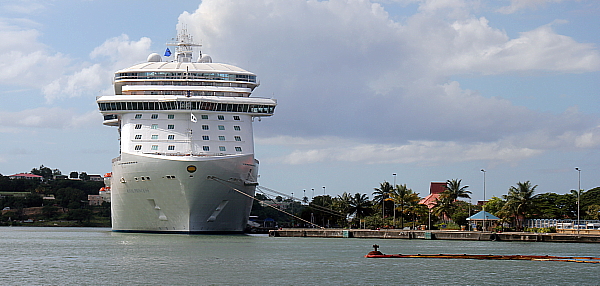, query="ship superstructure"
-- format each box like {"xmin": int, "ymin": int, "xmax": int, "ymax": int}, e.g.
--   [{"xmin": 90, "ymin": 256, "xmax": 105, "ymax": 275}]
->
[{"xmin": 97, "ymin": 30, "xmax": 276, "ymax": 232}]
